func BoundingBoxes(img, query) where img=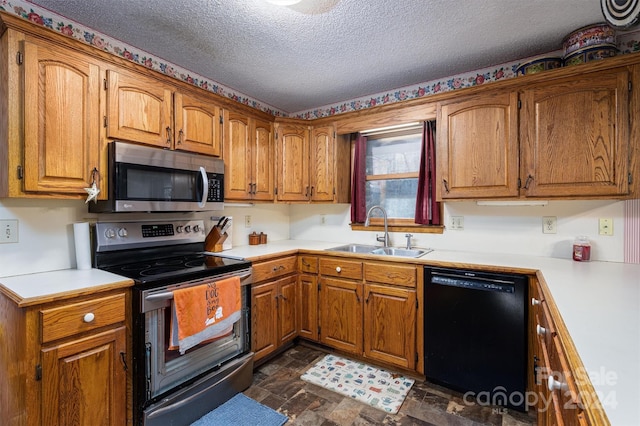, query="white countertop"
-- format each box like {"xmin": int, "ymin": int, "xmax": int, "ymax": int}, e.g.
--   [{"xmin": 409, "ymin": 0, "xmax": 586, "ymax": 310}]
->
[
  {"xmin": 221, "ymin": 240, "xmax": 640, "ymax": 425},
  {"xmin": 0, "ymin": 268, "xmax": 133, "ymax": 307},
  {"xmin": 2, "ymin": 240, "xmax": 638, "ymax": 424}
]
